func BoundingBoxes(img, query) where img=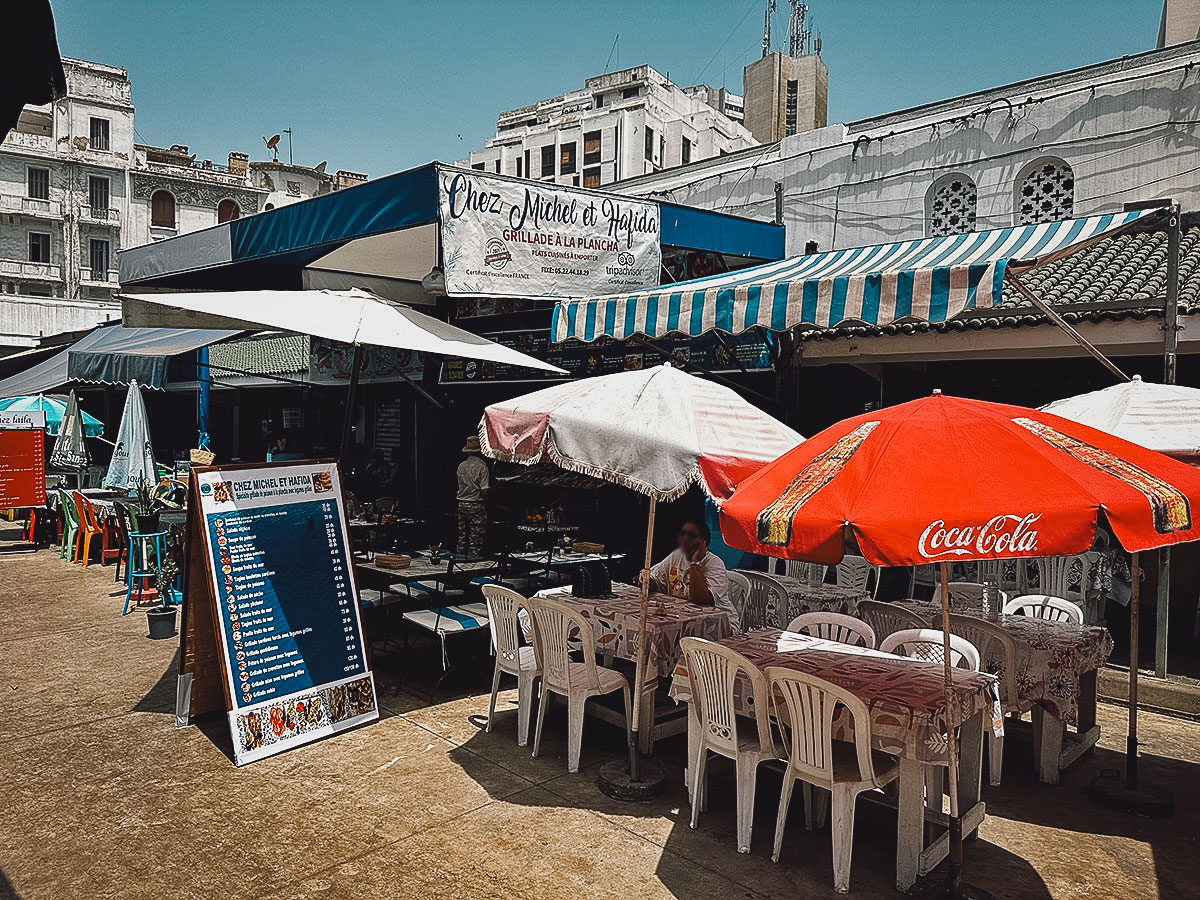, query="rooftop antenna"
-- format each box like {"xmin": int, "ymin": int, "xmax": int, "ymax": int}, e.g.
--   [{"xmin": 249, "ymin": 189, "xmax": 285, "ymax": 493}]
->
[
  {"xmin": 603, "ymin": 33, "xmax": 620, "ymax": 73},
  {"xmin": 263, "ymin": 133, "xmax": 280, "ymax": 162},
  {"xmin": 282, "ymin": 127, "xmax": 293, "ymax": 164},
  {"xmin": 788, "ymin": 1, "xmax": 812, "ymax": 56},
  {"xmin": 762, "ymin": 0, "xmax": 777, "ymax": 58}
]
